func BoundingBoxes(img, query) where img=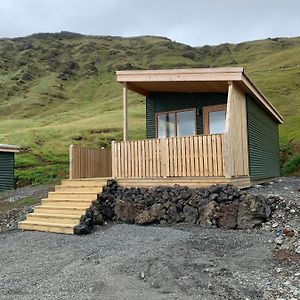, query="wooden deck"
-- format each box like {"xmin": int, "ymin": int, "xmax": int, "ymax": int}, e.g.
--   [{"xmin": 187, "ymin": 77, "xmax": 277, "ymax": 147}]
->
[{"xmin": 116, "ymin": 176, "xmax": 251, "ymax": 189}]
